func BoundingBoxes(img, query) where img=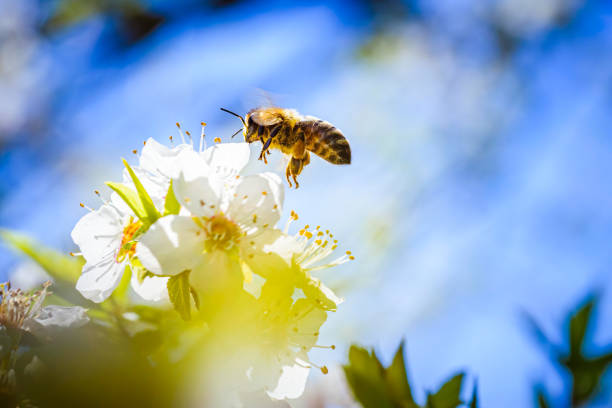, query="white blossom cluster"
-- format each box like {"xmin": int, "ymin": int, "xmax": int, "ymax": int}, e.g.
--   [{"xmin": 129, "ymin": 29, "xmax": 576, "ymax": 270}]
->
[{"xmin": 70, "ymin": 130, "xmax": 353, "ymax": 402}]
